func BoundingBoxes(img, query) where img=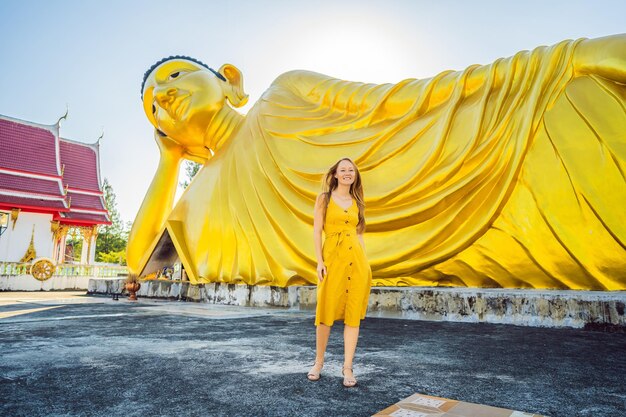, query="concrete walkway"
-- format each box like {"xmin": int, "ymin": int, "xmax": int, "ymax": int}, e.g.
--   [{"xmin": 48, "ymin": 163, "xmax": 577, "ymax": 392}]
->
[{"xmin": 0, "ymin": 292, "xmax": 624, "ymax": 417}]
